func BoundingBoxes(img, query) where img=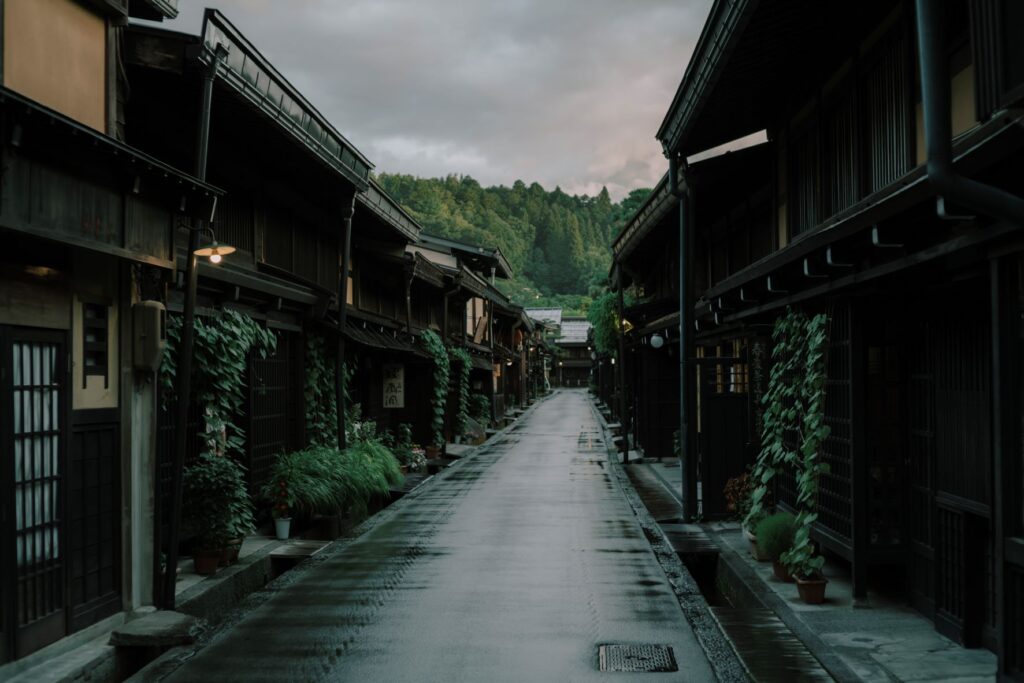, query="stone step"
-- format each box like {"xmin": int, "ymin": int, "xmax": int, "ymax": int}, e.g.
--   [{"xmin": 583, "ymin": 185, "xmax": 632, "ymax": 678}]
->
[{"xmin": 269, "ymin": 540, "xmax": 329, "ymax": 560}]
